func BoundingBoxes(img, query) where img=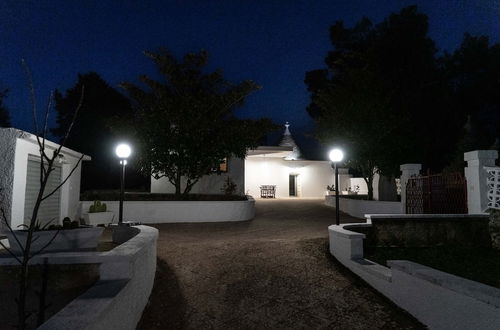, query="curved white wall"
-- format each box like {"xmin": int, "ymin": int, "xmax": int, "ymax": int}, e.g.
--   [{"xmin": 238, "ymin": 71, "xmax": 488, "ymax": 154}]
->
[
  {"xmin": 39, "ymin": 225, "xmax": 158, "ymax": 330},
  {"xmin": 80, "ymin": 197, "xmax": 255, "ymax": 223},
  {"xmin": 325, "ymin": 196, "xmax": 402, "ymax": 218}
]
